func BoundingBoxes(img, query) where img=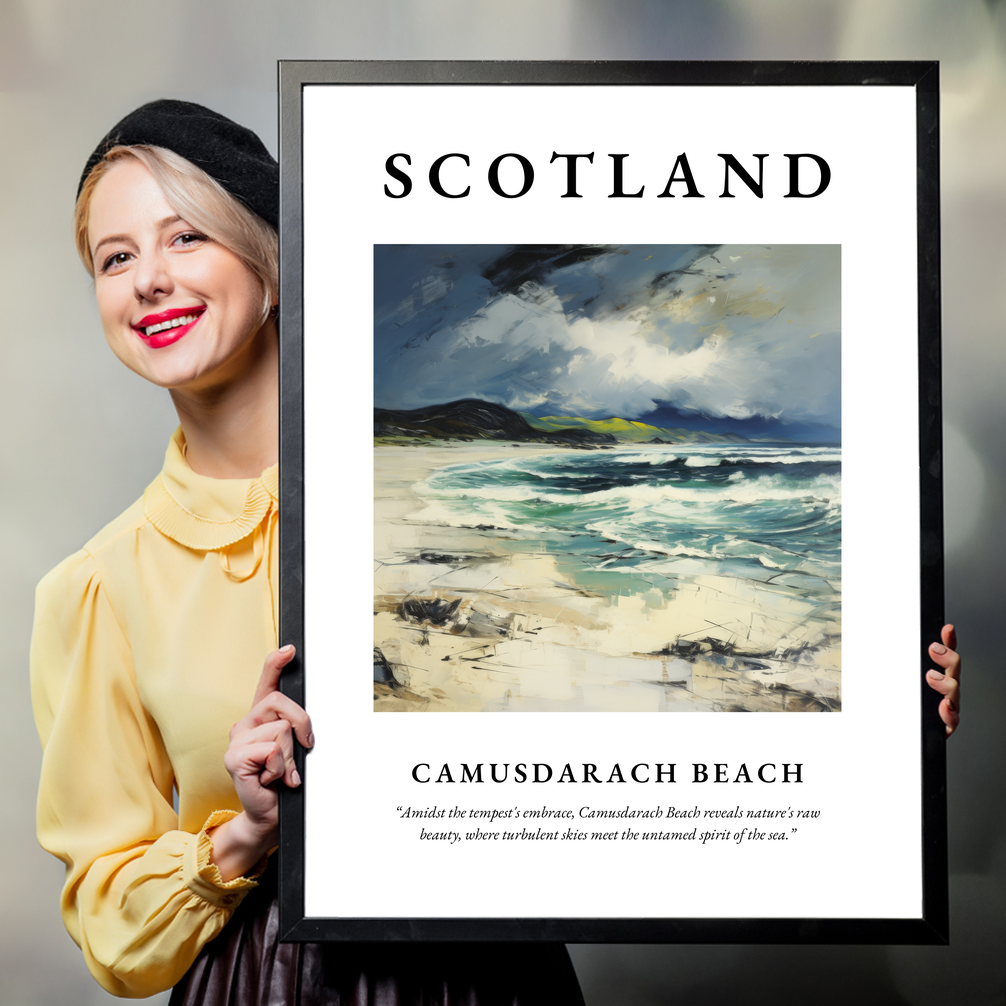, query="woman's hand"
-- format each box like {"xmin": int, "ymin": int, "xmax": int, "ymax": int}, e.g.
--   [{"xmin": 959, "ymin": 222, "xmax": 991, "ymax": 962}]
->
[
  {"xmin": 926, "ymin": 624, "xmax": 961, "ymax": 738},
  {"xmin": 209, "ymin": 645, "xmax": 314, "ymax": 881}
]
